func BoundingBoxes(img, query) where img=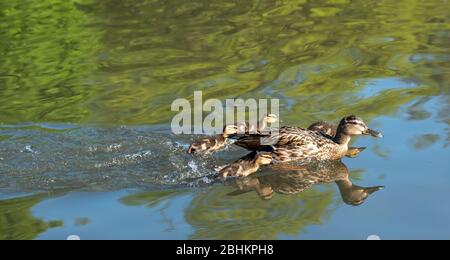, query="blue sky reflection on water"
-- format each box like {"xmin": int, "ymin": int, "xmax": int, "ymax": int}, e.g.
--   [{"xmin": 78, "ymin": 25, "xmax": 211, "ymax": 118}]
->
[{"xmin": 34, "ymin": 191, "xmax": 195, "ymax": 240}]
